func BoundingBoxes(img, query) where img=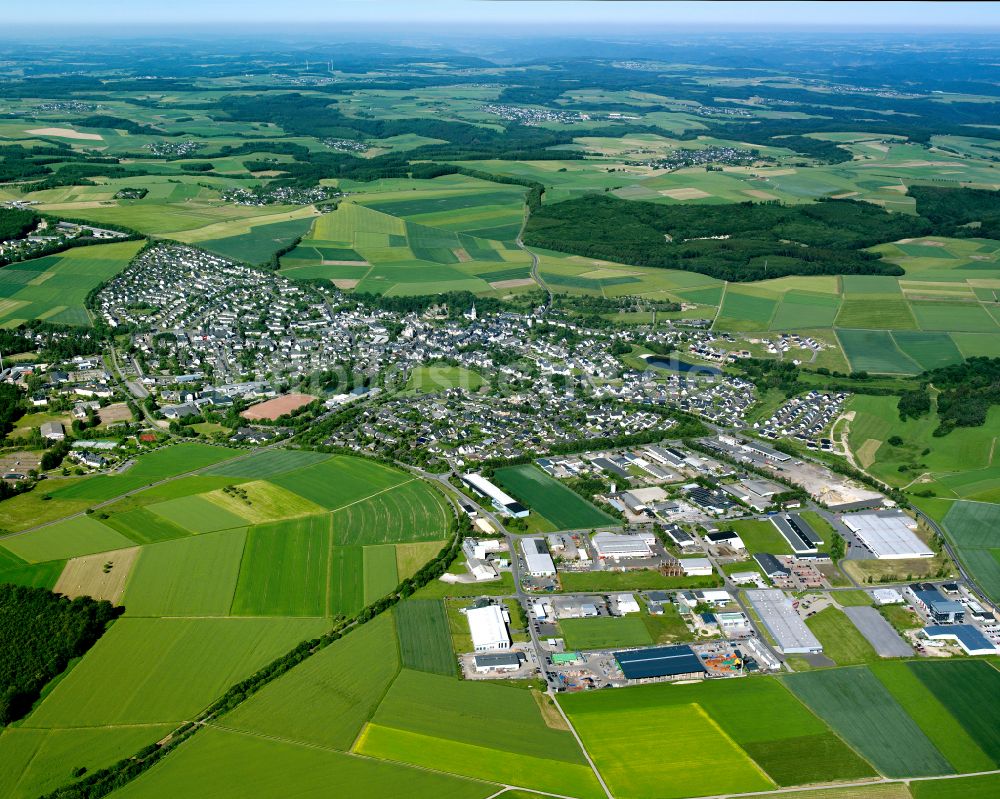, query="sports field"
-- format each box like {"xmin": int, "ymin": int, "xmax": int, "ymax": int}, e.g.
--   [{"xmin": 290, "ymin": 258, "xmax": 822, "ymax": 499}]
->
[
  {"xmin": 493, "ymin": 465, "xmax": 616, "ymax": 529},
  {"xmin": 406, "ymin": 365, "xmax": 484, "ymax": 393}
]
